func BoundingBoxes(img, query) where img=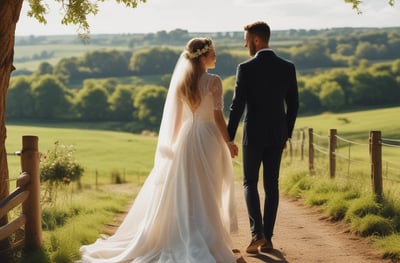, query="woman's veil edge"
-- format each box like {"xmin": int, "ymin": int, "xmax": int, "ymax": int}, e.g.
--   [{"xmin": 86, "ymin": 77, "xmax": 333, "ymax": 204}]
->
[{"xmin": 154, "ymin": 52, "xmax": 189, "ymax": 164}]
